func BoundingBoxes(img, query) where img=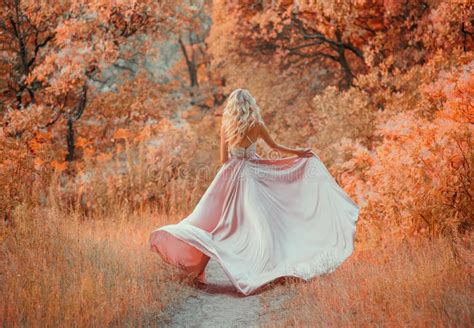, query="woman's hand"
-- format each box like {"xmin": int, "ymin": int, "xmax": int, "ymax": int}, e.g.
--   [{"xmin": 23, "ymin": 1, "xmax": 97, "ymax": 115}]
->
[
  {"xmin": 257, "ymin": 121, "xmax": 314, "ymax": 158},
  {"xmin": 294, "ymin": 148, "xmax": 314, "ymax": 158}
]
